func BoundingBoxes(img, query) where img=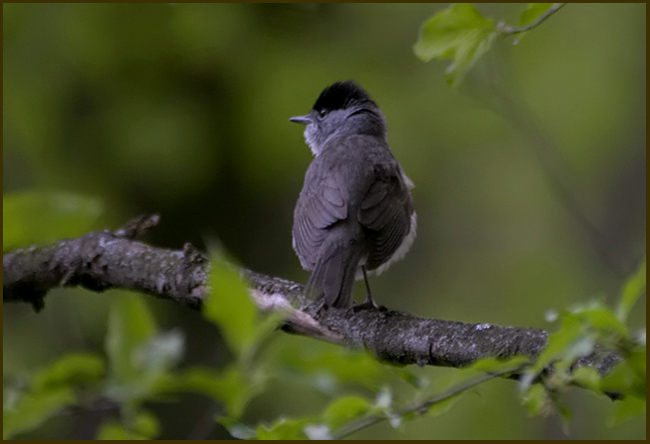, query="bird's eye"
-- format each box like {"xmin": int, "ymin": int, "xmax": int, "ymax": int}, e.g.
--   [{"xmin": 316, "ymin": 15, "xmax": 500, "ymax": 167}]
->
[{"xmin": 318, "ymin": 109, "xmax": 327, "ymax": 118}]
